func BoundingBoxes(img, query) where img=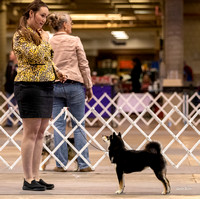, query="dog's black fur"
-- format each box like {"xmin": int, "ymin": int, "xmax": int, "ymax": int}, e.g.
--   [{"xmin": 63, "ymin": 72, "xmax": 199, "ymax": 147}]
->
[
  {"xmin": 41, "ymin": 134, "xmax": 78, "ymax": 171},
  {"xmin": 102, "ymin": 132, "xmax": 170, "ymax": 194}
]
